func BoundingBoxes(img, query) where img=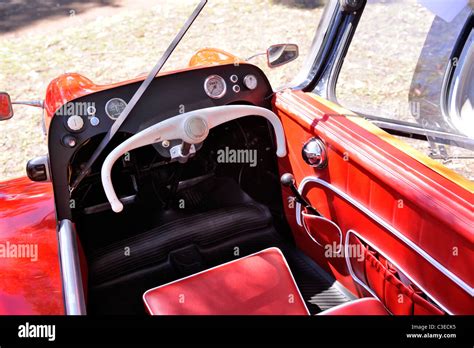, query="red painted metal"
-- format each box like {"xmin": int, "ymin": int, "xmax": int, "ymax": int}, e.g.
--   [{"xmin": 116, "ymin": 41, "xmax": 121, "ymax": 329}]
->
[
  {"xmin": 0, "ymin": 177, "xmax": 63, "ymax": 314},
  {"xmin": 273, "ymin": 90, "xmax": 473, "ymax": 314}
]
